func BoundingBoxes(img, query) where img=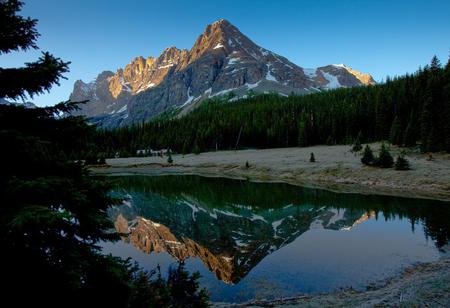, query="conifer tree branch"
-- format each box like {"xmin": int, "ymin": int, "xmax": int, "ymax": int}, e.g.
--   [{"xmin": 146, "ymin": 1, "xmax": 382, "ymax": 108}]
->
[
  {"xmin": 0, "ymin": 0, "xmax": 39, "ymax": 53},
  {"xmin": 0, "ymin": 52, "xmax": 70, "ymax": 99}
]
